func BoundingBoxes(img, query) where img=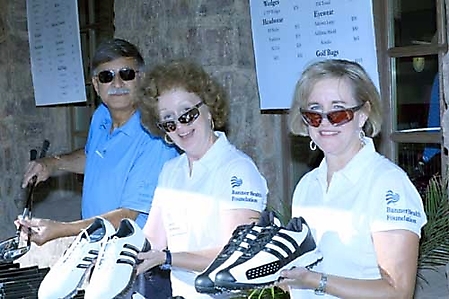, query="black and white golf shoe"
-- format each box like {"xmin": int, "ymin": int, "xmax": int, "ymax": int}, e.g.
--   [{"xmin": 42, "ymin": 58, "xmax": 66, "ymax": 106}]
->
[
  {"xmin": 84, "ymin": 218, "xmax": 151, "ymax": 299},
  {"xmin": 38, "ymin": 217, "xmax": 116, "ymax": 299},
  {"xmin": 214, "ymin": 217, "xmax": 322, "ymax": 290},
  {"xmin": 194, "ymin": 210, "xmax": 281, "ymax": 294}
]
